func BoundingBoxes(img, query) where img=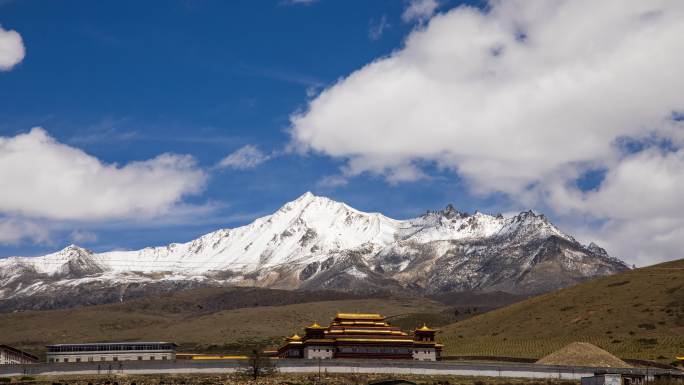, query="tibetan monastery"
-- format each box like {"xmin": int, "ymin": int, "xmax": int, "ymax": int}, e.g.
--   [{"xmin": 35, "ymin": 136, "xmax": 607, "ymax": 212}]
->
[{"xmin": 277, "ymin": 312, "xmax": 442, "ymax": 361}]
